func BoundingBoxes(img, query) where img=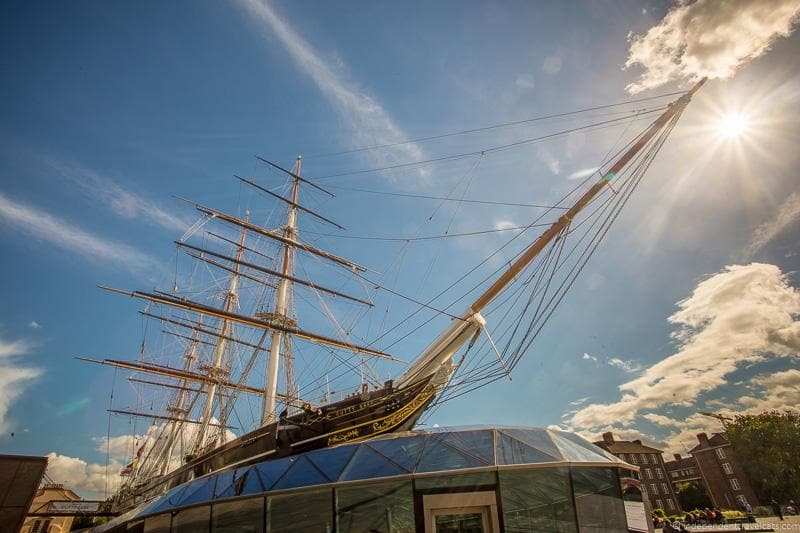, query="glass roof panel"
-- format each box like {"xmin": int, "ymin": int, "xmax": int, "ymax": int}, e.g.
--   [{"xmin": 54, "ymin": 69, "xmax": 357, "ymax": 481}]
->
[
  {"xmin": 238, "ymin": 466, "xmax": 267, "ymax": 496},
  {"xmin": 250, "ymin": 457, "xmax": 293, "ymax": 492},
  {"xmin": 175, "ymin": 476, "xmax": 216, "ymax": 507},
  {"xmin": 215, "ymin": 467, "xmax": 251, "ymax": 499},
  {"xmin": 550, "ymin": 432, "xmax": 612, "ymax": 462},
  {"xmin": 305, "ymin": 444, "xmax": 357, "ymax": 482},
  {"xmin": 554, "ymin": 431, "xmax": 620, "ymax": 462},
  {"xmin": 416, "ymin": 435, "xmax": 489, "ymax": 473},
  {"xmin": 272, "ymin": 455, "xmax": 329, "ymax": 490},
  {"xmin": 340, "ymin": 444, "xmax": 407, "ymax": 481},
  {"xmin": 142, "ymin": 484, "xmax": 188, "ymax": 515},
  {"xmin": 212, "ymin": 469, "xmax": 235, "ymax": 499},
  {"xmin": 441, "ymin": 430, "xmax": 495, "ymax": 465},
  {"xmin": 497, "ymin": 432, "xmax": 559, "ymax": 465},
  {"xmin": 500, "ymin": 428, "xmax": 563, "ymax": 460},
  {"xmin": 364, "ymin": 435, "xmax": 426, "ymax": 473}
]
